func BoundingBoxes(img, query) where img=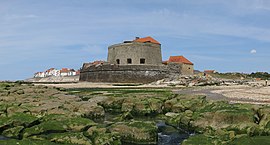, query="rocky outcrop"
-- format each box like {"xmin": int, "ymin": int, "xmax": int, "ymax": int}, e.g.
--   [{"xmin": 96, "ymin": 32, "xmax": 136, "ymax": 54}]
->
[
  {"xmin": 1, "ymin": 82, "xmax": 270, "ymax": 144},
  {"xmin": 109, "ymin": 121, "xmax": 158, "ymax": 144}
]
